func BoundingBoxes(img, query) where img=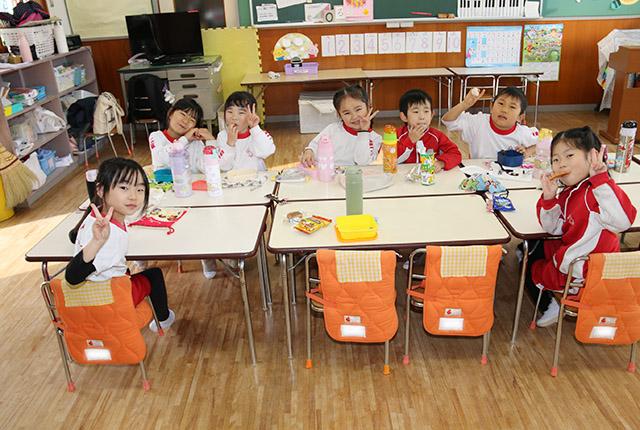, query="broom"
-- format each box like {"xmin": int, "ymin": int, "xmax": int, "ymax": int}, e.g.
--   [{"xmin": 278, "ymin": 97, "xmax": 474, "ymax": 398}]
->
[{"xmin": 0, "ymin": 145, "xmax": 36, "ymax": 208}]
